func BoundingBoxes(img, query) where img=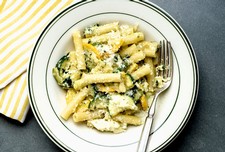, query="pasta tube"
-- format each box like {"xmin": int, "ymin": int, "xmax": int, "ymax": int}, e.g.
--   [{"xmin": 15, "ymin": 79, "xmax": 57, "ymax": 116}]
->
[
  {"xmin": 122, "ymin": 32, "xmax": 144, "ymax": 46},
  {"xmin": 73, "ymin": 30, "xmax": 86, "ymax": 70},
  {"xmin": 73, "ymin": 73, "xmax": 122, "ymax": 90},
  {"xmin": 113, "ymin": 114, "xmax": 142, "ymax": 125},
  {"xmin": 84, "ymin": 22, "xmax": 119, "ymax": 37},
  {"xmin": 131, "ymin": 64, "xmax": 151, "ymax": 80},
  {"xmin": 129, "ymin": 51, "xmax": 146, "ymax": 63},
  {"xmin": 119, "ymin": 44, "xmax": 138, "ymax": 57},
  {"xmin": 73, "ymin": 110, "xmax": 105, "ymax": 122},
  {"xmin": 61, "ymin": 87, "xmax": 89, "ymax": 120}
]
